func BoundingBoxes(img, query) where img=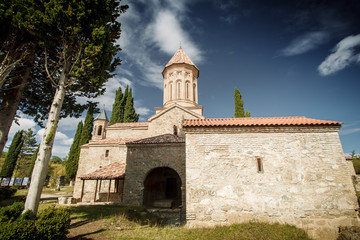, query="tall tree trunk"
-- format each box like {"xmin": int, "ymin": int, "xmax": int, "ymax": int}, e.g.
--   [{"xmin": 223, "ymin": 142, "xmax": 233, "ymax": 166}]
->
[
  {"xmin": 0, "ymin": 52, "xmax": 33, "ymax": 155},
  {"xmin": 24, "ymin": 59, "xmax": 69, "ymax": 215}
]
